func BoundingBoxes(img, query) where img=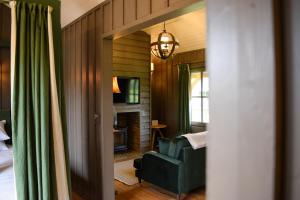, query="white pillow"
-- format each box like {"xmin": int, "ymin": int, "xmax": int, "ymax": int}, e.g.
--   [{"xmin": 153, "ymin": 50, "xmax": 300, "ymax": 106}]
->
[
  {"xmin": 0, "ymin": 120, "xmax": 10, "ymax": 141},
  {"xmin": 0, "ymin": 141, "xmax": 8, "ymax": 151}
]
